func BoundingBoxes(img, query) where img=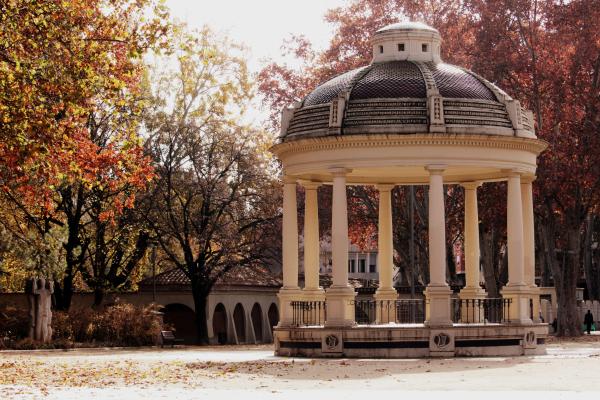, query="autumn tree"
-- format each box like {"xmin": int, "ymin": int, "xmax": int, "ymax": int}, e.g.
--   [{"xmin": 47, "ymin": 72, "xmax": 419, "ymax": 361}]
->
[
  {"xmin": 0, "ymin": 0, "xmax": 169, "ymax": 308},
  {"xmin": 0, "ymin": 0, "xmax": 168, "ymax": 208},
  {"xmin": 144, "ymin": 27, "xmax": 279, "ymax": 344},
  {"xmin": 465, "ymin": 0, "xmax": 600, "ymax": 336}
]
